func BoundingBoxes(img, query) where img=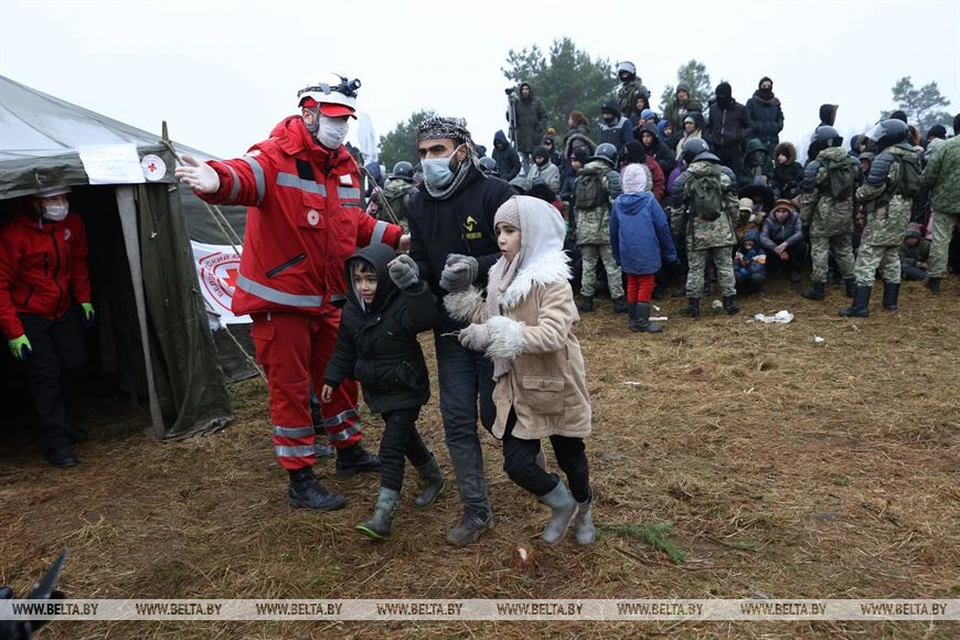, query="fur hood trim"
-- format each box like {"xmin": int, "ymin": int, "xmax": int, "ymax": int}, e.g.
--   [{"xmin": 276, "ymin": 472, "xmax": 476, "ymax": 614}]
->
[{"xmin": 498, "ymin": 250, "xmax": 570, "ymax": 310}]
